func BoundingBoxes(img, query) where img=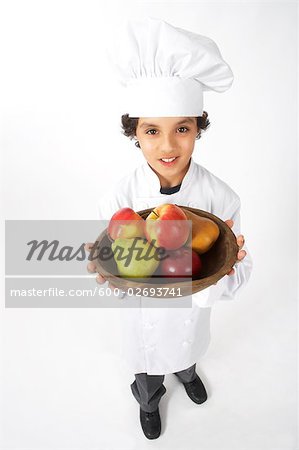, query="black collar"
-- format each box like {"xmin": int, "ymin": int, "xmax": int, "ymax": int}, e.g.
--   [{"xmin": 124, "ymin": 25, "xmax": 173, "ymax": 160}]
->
[{"xmin": 160, "ymin": 183, "xmax": 182, "ymax": 195}]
